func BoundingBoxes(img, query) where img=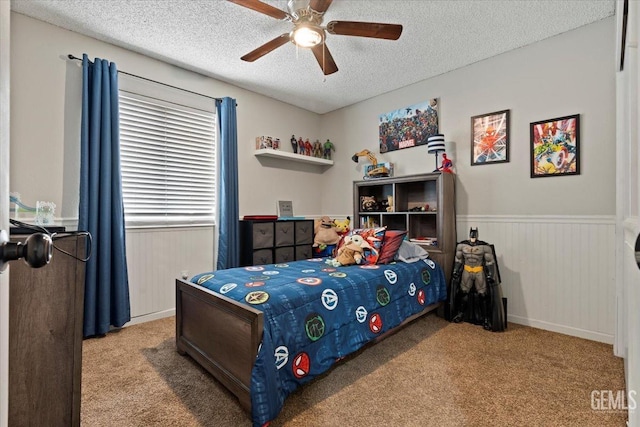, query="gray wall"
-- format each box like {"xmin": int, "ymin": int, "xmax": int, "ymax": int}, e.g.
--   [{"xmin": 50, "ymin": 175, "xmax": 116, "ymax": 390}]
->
[
  {"xmin": 8, "ymin": 13, "xmax": 619, "ymax": 342},
  {"xmin": 319, "ymin": 18, "xmax": 615, "ymax": 218},
  {"xmin": 10, "ymin": 13, "xmax": 615, "ymax": 221},
  {"xmin": 9, "ymin": 12, "xmax": 324, "ymax": 222},
  {"xmin": 317, "ymin": 17, "xmax": 618, "ymax": 344}
]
